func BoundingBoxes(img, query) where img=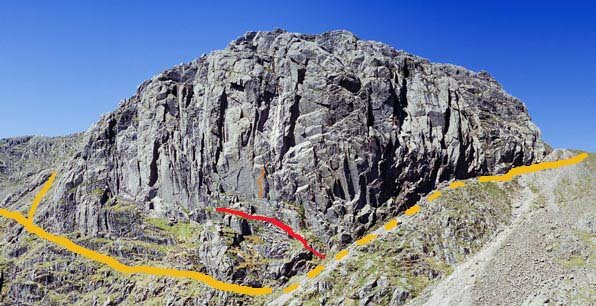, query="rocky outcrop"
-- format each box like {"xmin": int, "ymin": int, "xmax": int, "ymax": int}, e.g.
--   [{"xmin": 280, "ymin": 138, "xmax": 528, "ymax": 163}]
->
[
  {"xmin": 0, "ymin": 135, "xmax": 81, "ymax": 202},
  {"xmin": 42, "ymin": 30, "xmax": 544, "ymax": 241},
  {"xmin": 0, "ymin": 30, "xmax": 547, "ymax": 305}
]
